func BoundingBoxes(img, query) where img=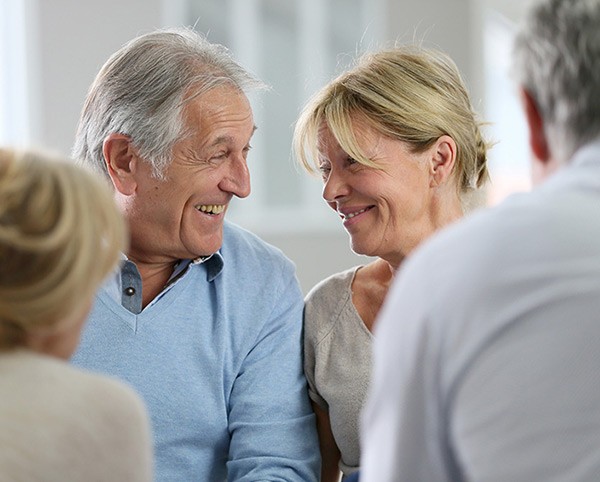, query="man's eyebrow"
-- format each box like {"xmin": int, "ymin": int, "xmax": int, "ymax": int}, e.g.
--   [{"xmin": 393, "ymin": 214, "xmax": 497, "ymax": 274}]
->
[{"xmin": 210, "ymin": 126, "xmax": 258, "ymax": 147}]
